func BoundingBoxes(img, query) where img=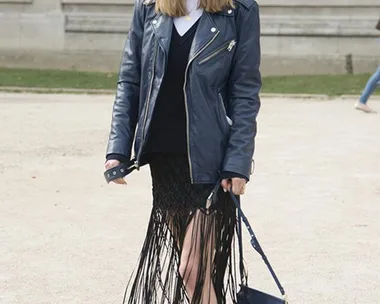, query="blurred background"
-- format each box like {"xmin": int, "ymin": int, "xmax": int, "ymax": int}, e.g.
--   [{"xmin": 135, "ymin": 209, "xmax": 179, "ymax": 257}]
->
[
  {"xmin": 0, "ymin": 0, "xmax": 379, "ymax": 94},
  {"xmin": 0, "ymin": 0, "xmax": 380, "ymax": 96},
  {"xmin": 0, "ymin": 0, "xmax": 379, "ymax": 74}
]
